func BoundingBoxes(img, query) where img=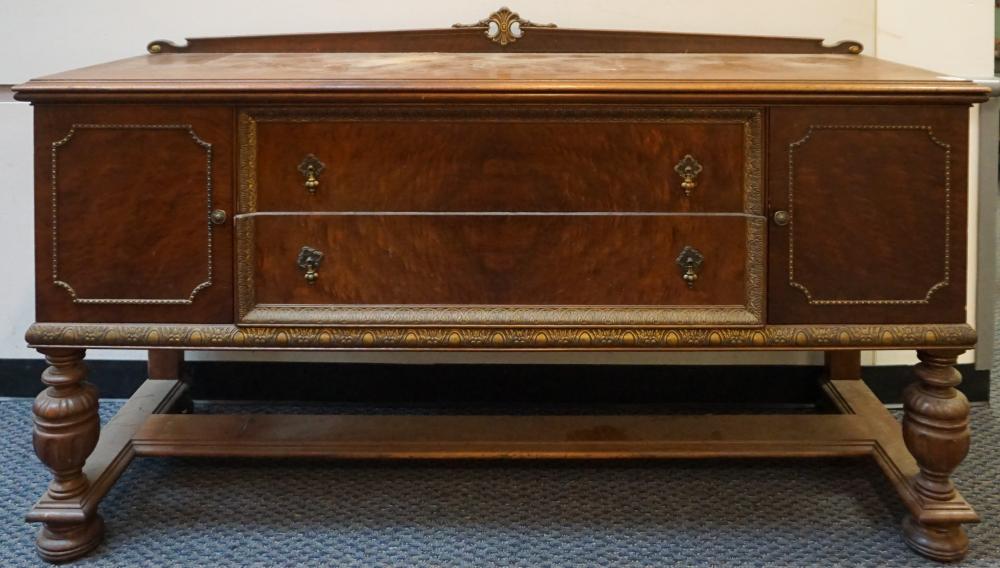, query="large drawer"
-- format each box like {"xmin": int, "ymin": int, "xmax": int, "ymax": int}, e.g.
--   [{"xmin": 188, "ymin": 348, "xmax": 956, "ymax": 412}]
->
[
  {"xmin": 235, "ymin": 212, "xmax": 765, "ymax": 326},
  {"xmin": 240, "ymin": 106, "xmax": 762, "ymax": 214}
]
